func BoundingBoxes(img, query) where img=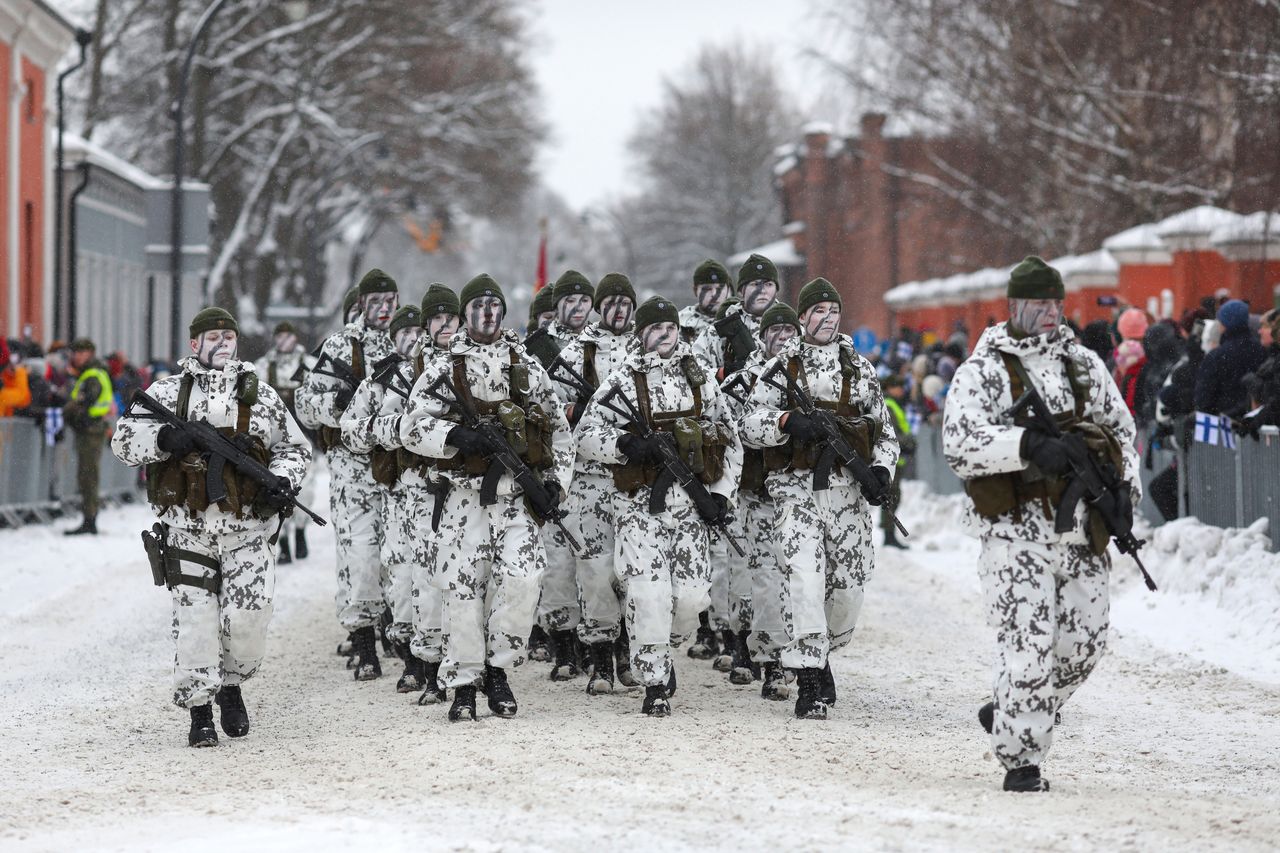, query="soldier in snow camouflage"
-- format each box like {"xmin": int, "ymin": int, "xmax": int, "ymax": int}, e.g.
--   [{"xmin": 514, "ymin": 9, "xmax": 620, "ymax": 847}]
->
[
  {"xmin": 739, "ymin": 278, "xmax": 899, "ymax": 721},
  {"xmin": 111, "ymin": 307, "xmax": 311, "ymax": 747},
  {"xmin": 944, "ymin": 256, "xmax": 1139, "ymax": 794}
]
